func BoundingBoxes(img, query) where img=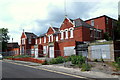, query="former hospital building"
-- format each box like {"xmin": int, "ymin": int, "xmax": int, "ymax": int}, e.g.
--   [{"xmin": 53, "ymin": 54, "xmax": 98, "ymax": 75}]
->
[{"xmin": 7, "ymin": 15, "xmax": 117, "ymax": 59}]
